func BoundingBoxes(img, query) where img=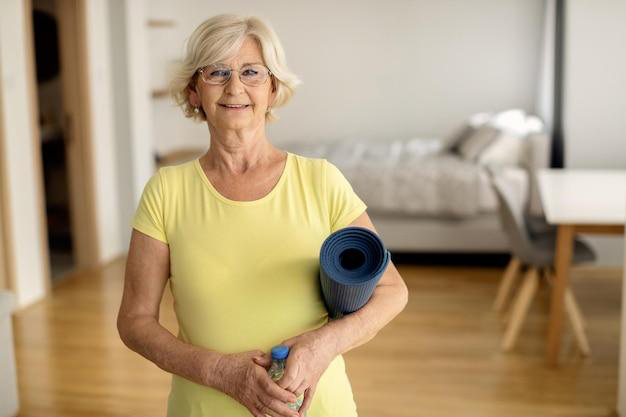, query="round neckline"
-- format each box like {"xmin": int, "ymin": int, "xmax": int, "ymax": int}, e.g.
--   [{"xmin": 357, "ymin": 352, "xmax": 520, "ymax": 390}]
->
[{"xmin": 193, "ymin": 152, "xmax": 292, "ymax": 206}]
